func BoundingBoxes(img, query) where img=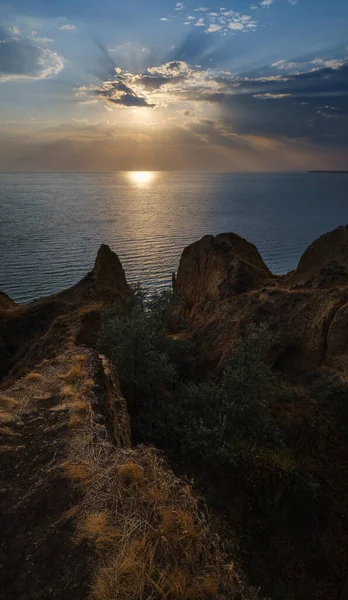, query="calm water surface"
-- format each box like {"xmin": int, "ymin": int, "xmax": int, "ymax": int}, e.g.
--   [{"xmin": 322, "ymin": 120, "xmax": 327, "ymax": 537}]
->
[{"xmin": 1, "ymin": 171, "xmax": 348, "ymax": 303}]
